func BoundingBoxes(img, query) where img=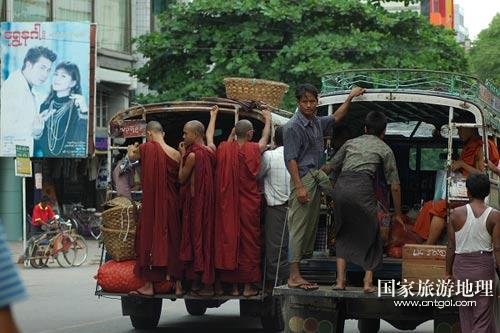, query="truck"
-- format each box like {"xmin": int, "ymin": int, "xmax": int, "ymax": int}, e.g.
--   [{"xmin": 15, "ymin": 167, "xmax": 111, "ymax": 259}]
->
[
  {"xmin": 95, "ymin": 97, "xmax": 292, "ymax": 331},
  {"xmin": 274, "ymin": 69, "xmax": 500, "ymax": 333}
]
